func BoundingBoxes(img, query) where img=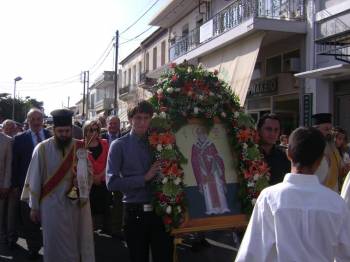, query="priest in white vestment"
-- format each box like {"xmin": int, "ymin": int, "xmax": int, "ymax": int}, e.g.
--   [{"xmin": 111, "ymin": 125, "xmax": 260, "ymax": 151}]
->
[
  {"xmin": 236, "ymin": 127, "xmax": 350, "ymax": 262},
  {"xmin": 21, "ymin": 109, "xmax": 95, "ymax": 262}
]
